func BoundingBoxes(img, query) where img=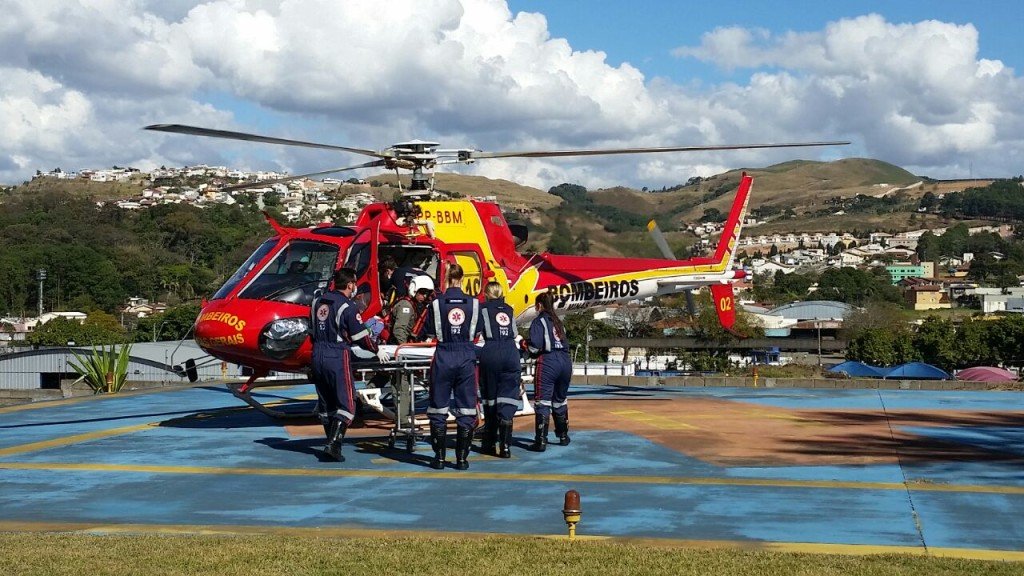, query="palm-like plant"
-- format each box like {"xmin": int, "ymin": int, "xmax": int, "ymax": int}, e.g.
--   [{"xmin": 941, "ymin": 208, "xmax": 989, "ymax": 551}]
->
[{"xmin": 68, "ymin": 343, "xmax": 133, "ymax": 394}]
